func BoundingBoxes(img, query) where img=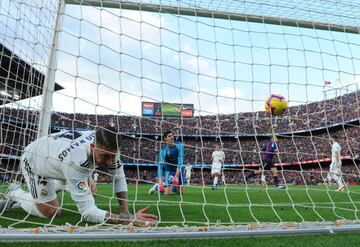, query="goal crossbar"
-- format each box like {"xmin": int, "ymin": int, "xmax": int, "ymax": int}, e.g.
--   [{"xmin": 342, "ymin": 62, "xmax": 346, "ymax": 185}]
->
[{"xmin": 65, "ymin": 0, "xmax": 360, "ymax": 34}]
